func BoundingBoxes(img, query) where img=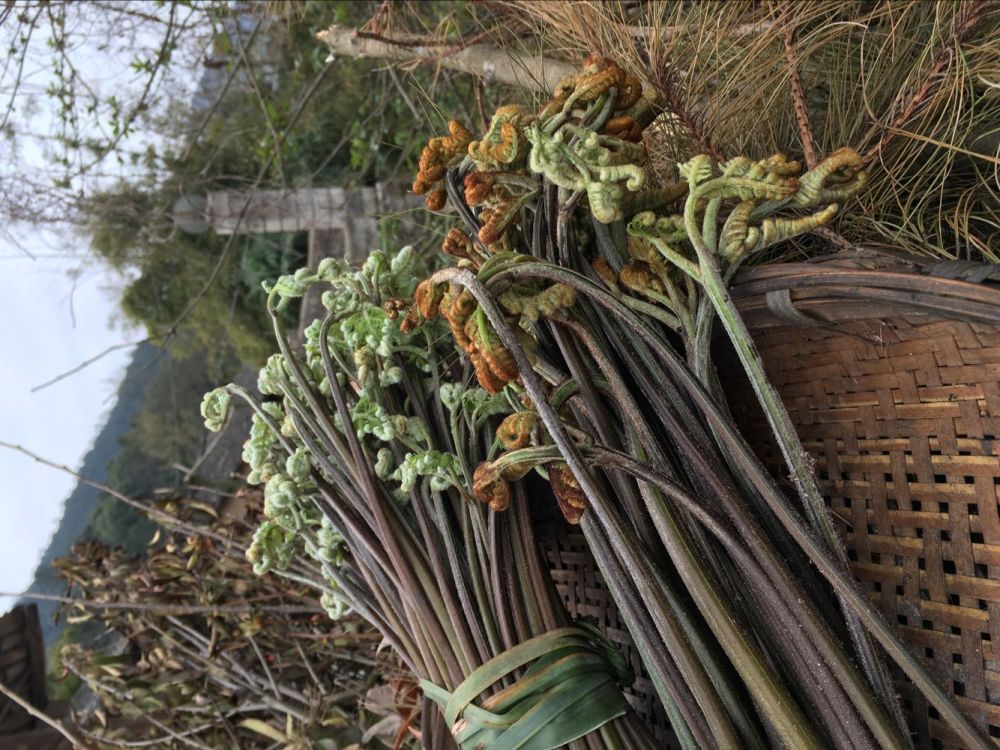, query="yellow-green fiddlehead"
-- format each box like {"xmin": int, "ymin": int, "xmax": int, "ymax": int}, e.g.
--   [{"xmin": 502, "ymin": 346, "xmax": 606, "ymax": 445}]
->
[{"xmin": 525, "ymin": 122, "xmax": 647, "ymax": 223}]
